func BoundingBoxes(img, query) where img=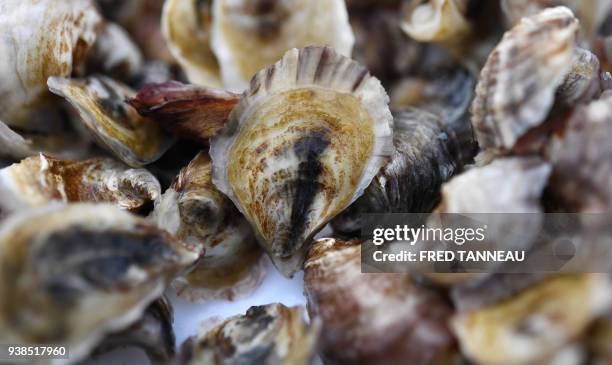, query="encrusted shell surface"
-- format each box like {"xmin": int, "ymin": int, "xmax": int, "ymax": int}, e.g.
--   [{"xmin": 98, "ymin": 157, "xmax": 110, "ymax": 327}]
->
[
  {"xmin": 152, "ymin": 152, "xmax": 264, "ymax": 301},
  {"xmin": 0, "ymin": 154, "xmax": 161, "ymax": 216},
  {"xmin": 0, "ymin": 203, "xmax": 197, "ymax": 365},
  {"xmin": 0, "ymin": 0, "xmax": 101, "ymax": 131},
  {"xmin": 304, "ymin": 238, "xmax": 455, "ymax": 365},
  {"xmin": 129, "ymin": 81, "xmax": 240, "ymax": 143},
  {"xmin": 471, "ymin": 7, "xmax": 579, "ymax": 151},
  {"xmin": 210, "ymin": 0, "xmax": 355, "ymax": 91},
  {"xmin": 401, "ymin": 0, "xmax": 472, "ymax": 44},
  {"xmin": 177, "ymin": 303, "xmax": 320, "ymax": 365},
  {"xmin": 48, "ymin": 76, "xmax": 175, "ymax": 167},
  {"xmin": 209, "ymin": 46, "xmax": 394, "ymax": 276},
  {"xmin": 162, "ymin": 0, "xmax": 222, "ymax": 87},
  {"xmin": 452, "ymin": 275, "xmax": 612, "ymax": 365}
]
